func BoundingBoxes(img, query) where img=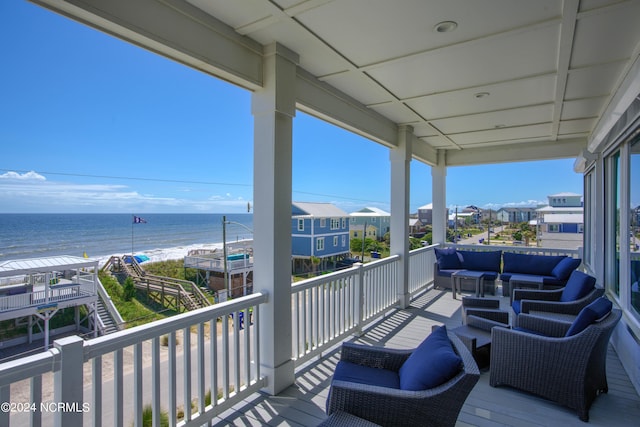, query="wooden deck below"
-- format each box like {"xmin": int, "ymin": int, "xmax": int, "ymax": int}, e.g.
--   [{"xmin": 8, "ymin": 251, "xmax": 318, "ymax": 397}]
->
[{"xmin": 214, "ymin": 288, "xmax": 640, "ymax": 426}]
